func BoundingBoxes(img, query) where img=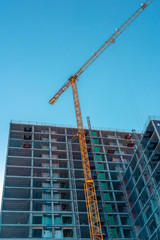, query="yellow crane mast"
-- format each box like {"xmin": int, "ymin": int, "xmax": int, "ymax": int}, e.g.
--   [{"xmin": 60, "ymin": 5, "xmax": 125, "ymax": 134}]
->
[{"xmin": 49, "ymin": 1, "xmax": 153, "ymax": 239}]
